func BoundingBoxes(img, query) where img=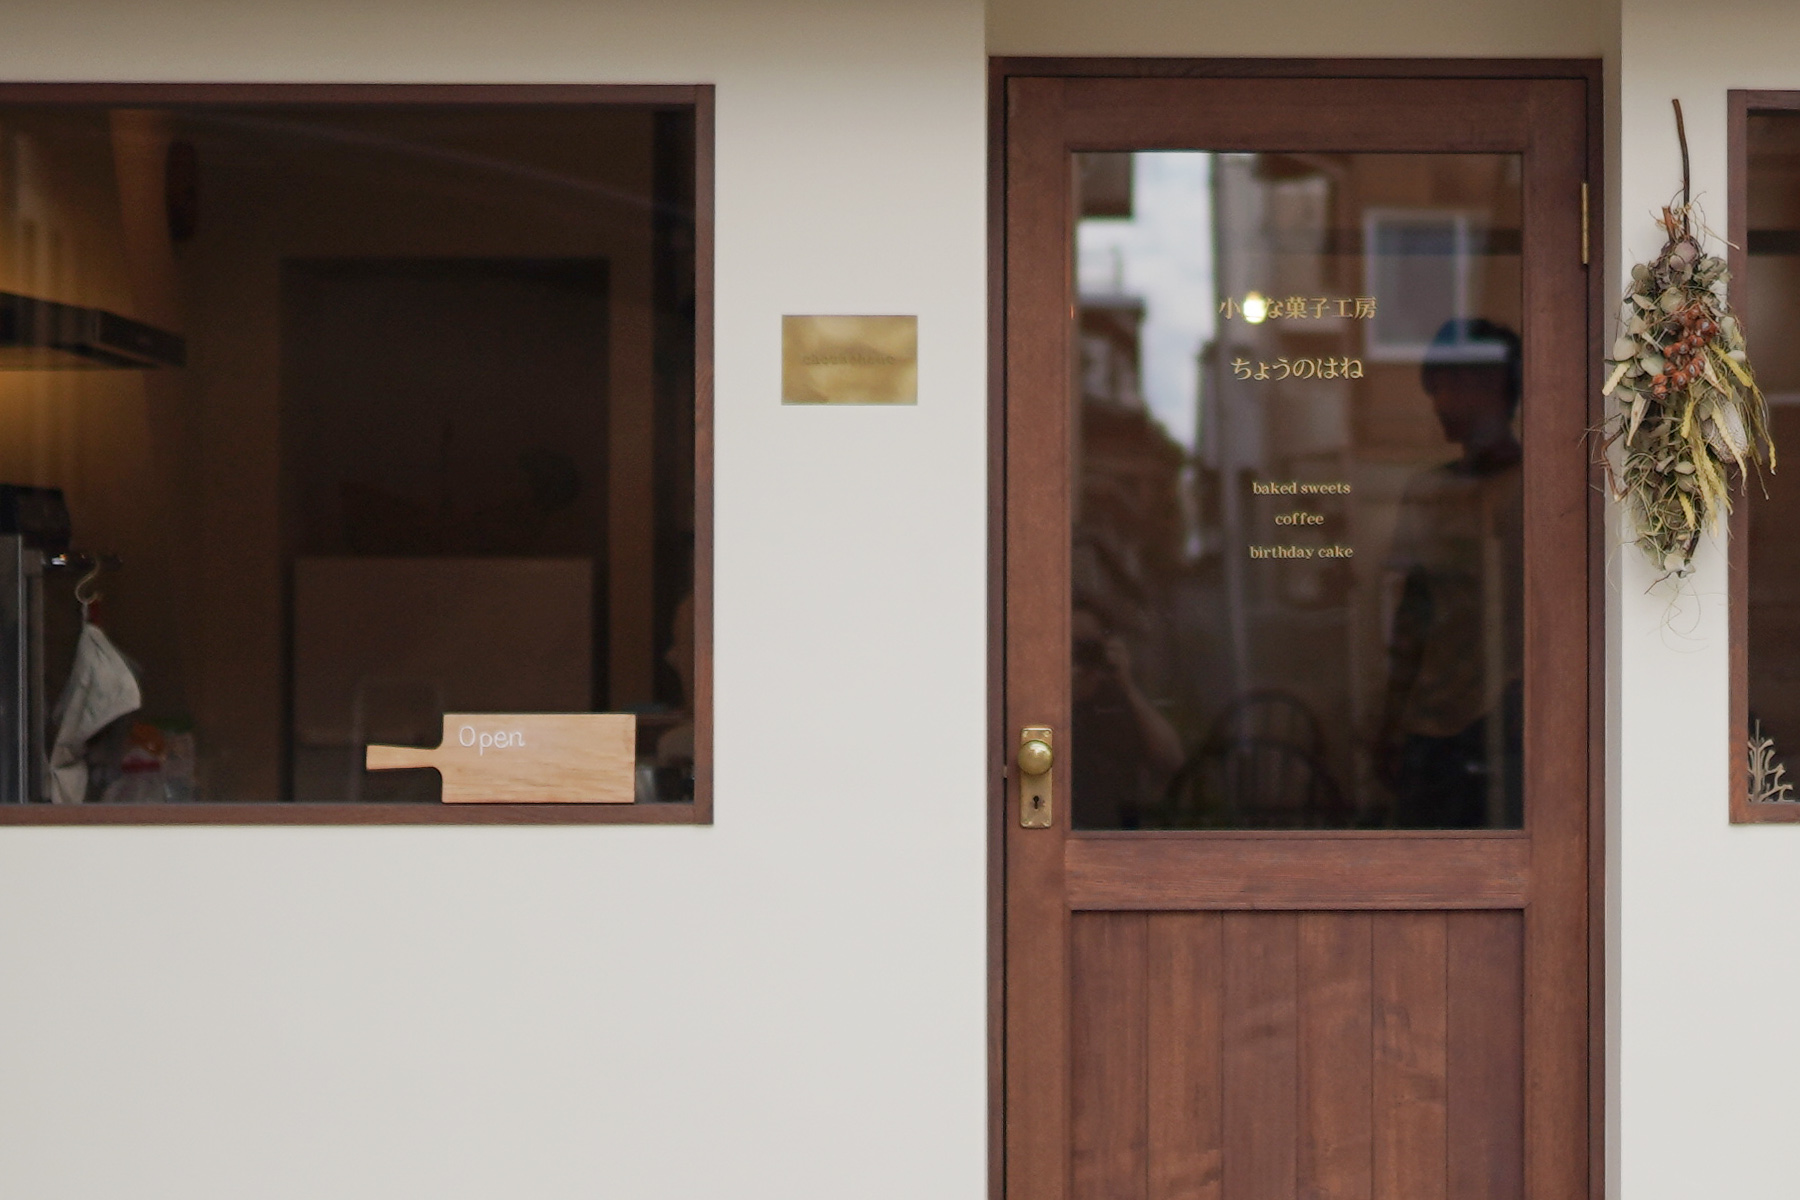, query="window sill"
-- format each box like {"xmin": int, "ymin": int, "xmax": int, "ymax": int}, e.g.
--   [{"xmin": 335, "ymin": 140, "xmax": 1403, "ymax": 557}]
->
[{"xmin": 0, "ymin": 801, "xmax": 710, "ymax": 826}]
